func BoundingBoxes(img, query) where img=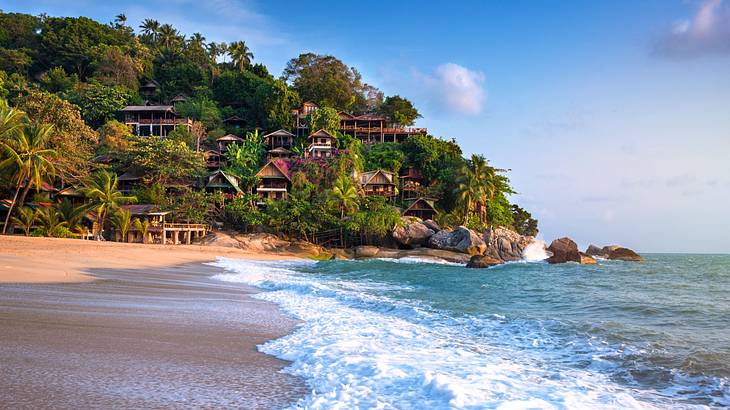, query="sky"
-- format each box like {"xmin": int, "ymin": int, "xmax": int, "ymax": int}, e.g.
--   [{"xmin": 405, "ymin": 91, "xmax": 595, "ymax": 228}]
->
[{"xmin": 4, "ymin": 0, "xmax": 730, "ymax": 253}]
